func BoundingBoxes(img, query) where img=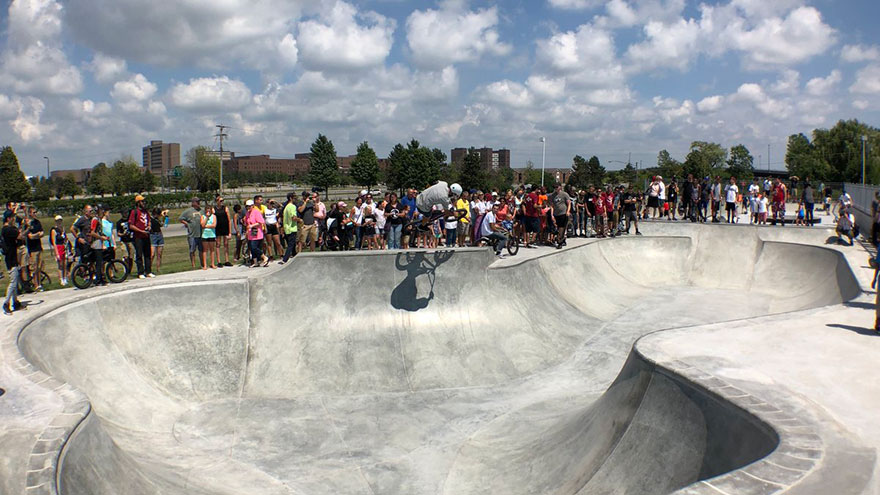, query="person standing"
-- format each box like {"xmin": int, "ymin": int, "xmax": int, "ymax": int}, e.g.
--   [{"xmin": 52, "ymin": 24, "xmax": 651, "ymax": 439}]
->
[
  {"xmin": 772, "ymin": 178, "xmax": 787, "ymax": 226},
  {"xmin": 280, "ymin": 192, "xmax": 300, "ymax": 264},
  {"xmin": 263, "ymin": 199, "xmax": 283, "ymax": 260},
  {"xmin": 149, "ymin": 208, "xmax": 164, "ymax": 273},
  {"xmin": 724, "ymin": 176, "xmax": 739, "ymax": 223},
  {"xmin": 127, "ymin": 195, "xmax": 154, "ymax": 278},
  {"xmin": 297, "ymin": 191, "xmax": 317, "ymax": 252},
  {"xmin": 455, "ymin": 190, "xmax": 471, "ymax": 247},
  {"xmin": 2, "ymin": 213, "xmax": 24, "ymax": 314},
  {"xmin": 200, "ymin": 204, "xmax": 218, "ymax": 269},
  {"xmin": 549, "ymin": 183, "xmax": 571, "ymax": 249},
  {"xmin": 667, "ymin": 179, "xmax": 679, "ymax": 221},
  {"xmin": 245, "ymin": 200, "xmax": 268, "ymax": 267},
  {"xmin": 710, "ymin": 176, "xmax": 722, "ymax": 222},
  {"xmin": 179, "ymin": 197, "xmax": 203, "ymax": 269},
  {"xmin": 25, "ymin": 206, "xmax": 44, "ymax": 291},
  {"xmin": 385, "ymin": 192, "xmax": 405, "ymax": 250},
  {"xmin": 802, "ymin": 179, "xmax": 815, "ymax": 228},
  {"xmin": 522, "ymin": 187, "xmax": 540, "ymax": 247},
  {"xmin": 214, "ymin": 195, "xmax": 233, "ymax": 266},
  {"xmin": 622, "ymin": 185, "xmax": 641, "ymax": 235},
  {"xmin": 89, "ymin": 205, "xmax": 109, "ymax": 286},
  {"xmin": 49, "ymin": 215, "xmax": 69, "ymax": 286}
]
